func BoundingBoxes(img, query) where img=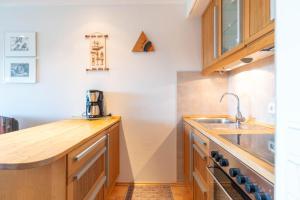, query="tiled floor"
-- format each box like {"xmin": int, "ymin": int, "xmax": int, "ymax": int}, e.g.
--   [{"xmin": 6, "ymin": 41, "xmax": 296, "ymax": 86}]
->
[{"xmin": 107, "ymin": 184, "xmax": 193, "ymax": 200}]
